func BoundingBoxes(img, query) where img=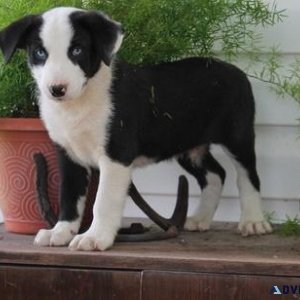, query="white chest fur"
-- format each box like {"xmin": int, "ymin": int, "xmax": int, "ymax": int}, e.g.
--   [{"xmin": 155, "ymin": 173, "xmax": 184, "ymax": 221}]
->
[{"xmin": 39, "ymin": 69, "xmax": 113, "ymax": 168}]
